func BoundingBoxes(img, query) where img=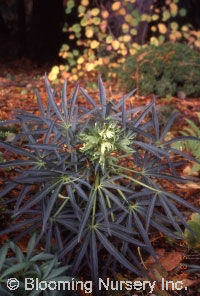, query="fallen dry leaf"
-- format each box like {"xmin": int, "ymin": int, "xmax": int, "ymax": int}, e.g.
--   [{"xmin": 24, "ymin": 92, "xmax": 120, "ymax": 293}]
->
[
  {"xmin": 183, "ymin": 165, "xmax": 199, "ymax": 176},
  {"xmin": 176, "ymin": 182, "xmax": 200, "ymax": 189},
  {"xmin": 145, "ymin": 249, "xmax": 183, "ymax": 272},
  {"xmin": 160, "ymin": 251, "xmax": 183, "ymax": 272},
  {"xmin": 145, "ymin": 249, "xmax": 165, "ymax": 264},
  {"xmin": 181, "ymin": 278, "xmax": 200, "ymax": 288},
  {"xmin": 168, "ymin": 274, "xmax": 200, "ymax": 290}
]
